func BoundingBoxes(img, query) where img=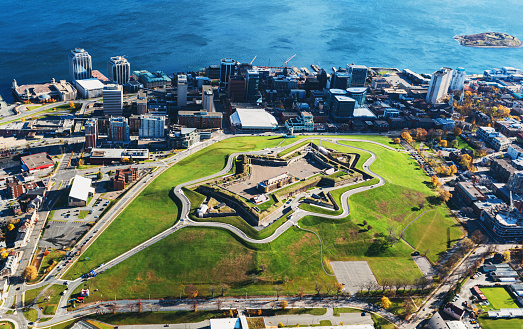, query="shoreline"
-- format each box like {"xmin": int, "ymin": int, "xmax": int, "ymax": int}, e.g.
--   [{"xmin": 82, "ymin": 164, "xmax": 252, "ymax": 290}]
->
[{"xmin": 453, "ymin": 34, "xmax": 523, "ymax": 49}]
